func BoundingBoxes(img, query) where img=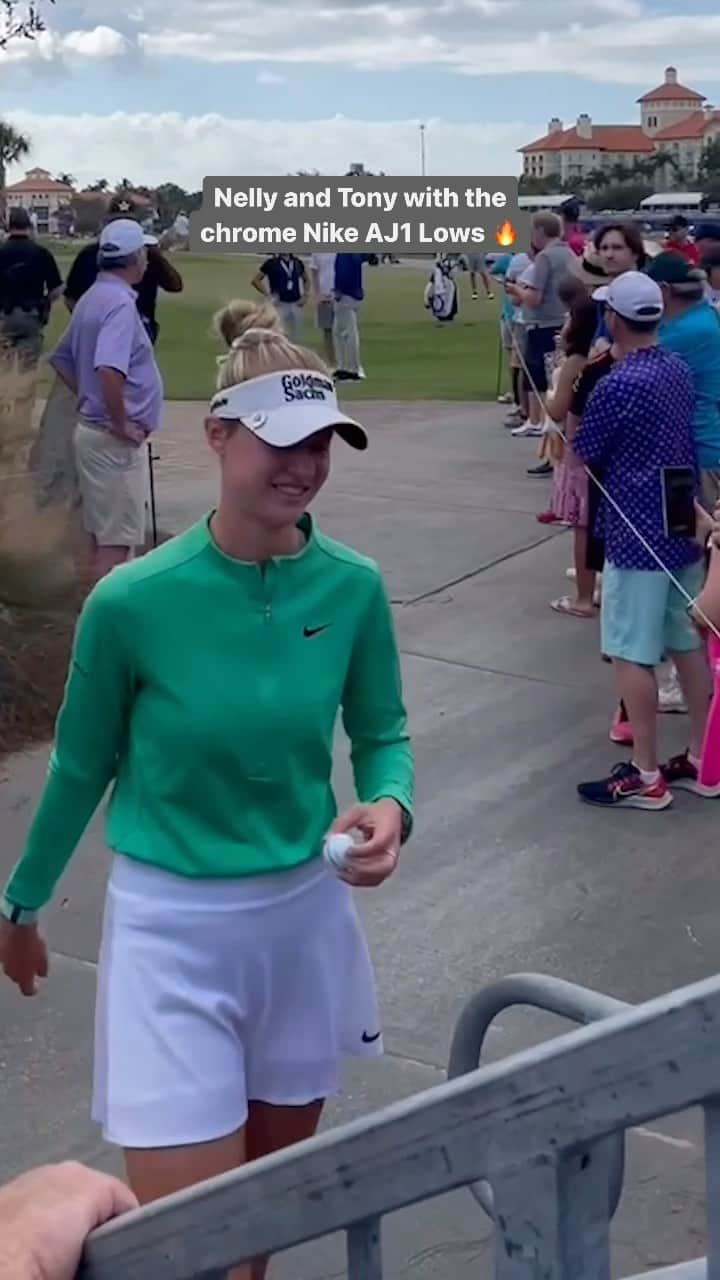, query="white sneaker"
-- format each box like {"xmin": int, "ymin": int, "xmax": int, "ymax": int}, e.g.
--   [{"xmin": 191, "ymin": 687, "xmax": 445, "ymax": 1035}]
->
[
  {"xmin": 511, "ymin": 422, "xmax": 543, "ymax": 437},
  {"xmin": 658, "ymin": 666, "xmax": 688, "ymax": 714},
  {"xmin": 497, "ymin": 392, "xmax": 513, "ymax": 404}
]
